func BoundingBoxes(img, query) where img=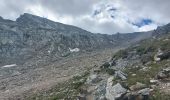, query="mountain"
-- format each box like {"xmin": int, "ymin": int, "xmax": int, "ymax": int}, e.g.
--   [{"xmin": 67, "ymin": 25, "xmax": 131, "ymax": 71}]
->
[
  {"xmin": 28, "ymin": 24, "xmax": 170, "ymax": 100},
  {"xmin": 23, "ymin": 25, "xmax": 170, "ymax": 100},
  {"xmin": 0, "ymin": 13, "xmax": 150, "ymax": 65},
  {"xmin": 1, "ymin": 13, "xmax": 169, "ymax": 99}
]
